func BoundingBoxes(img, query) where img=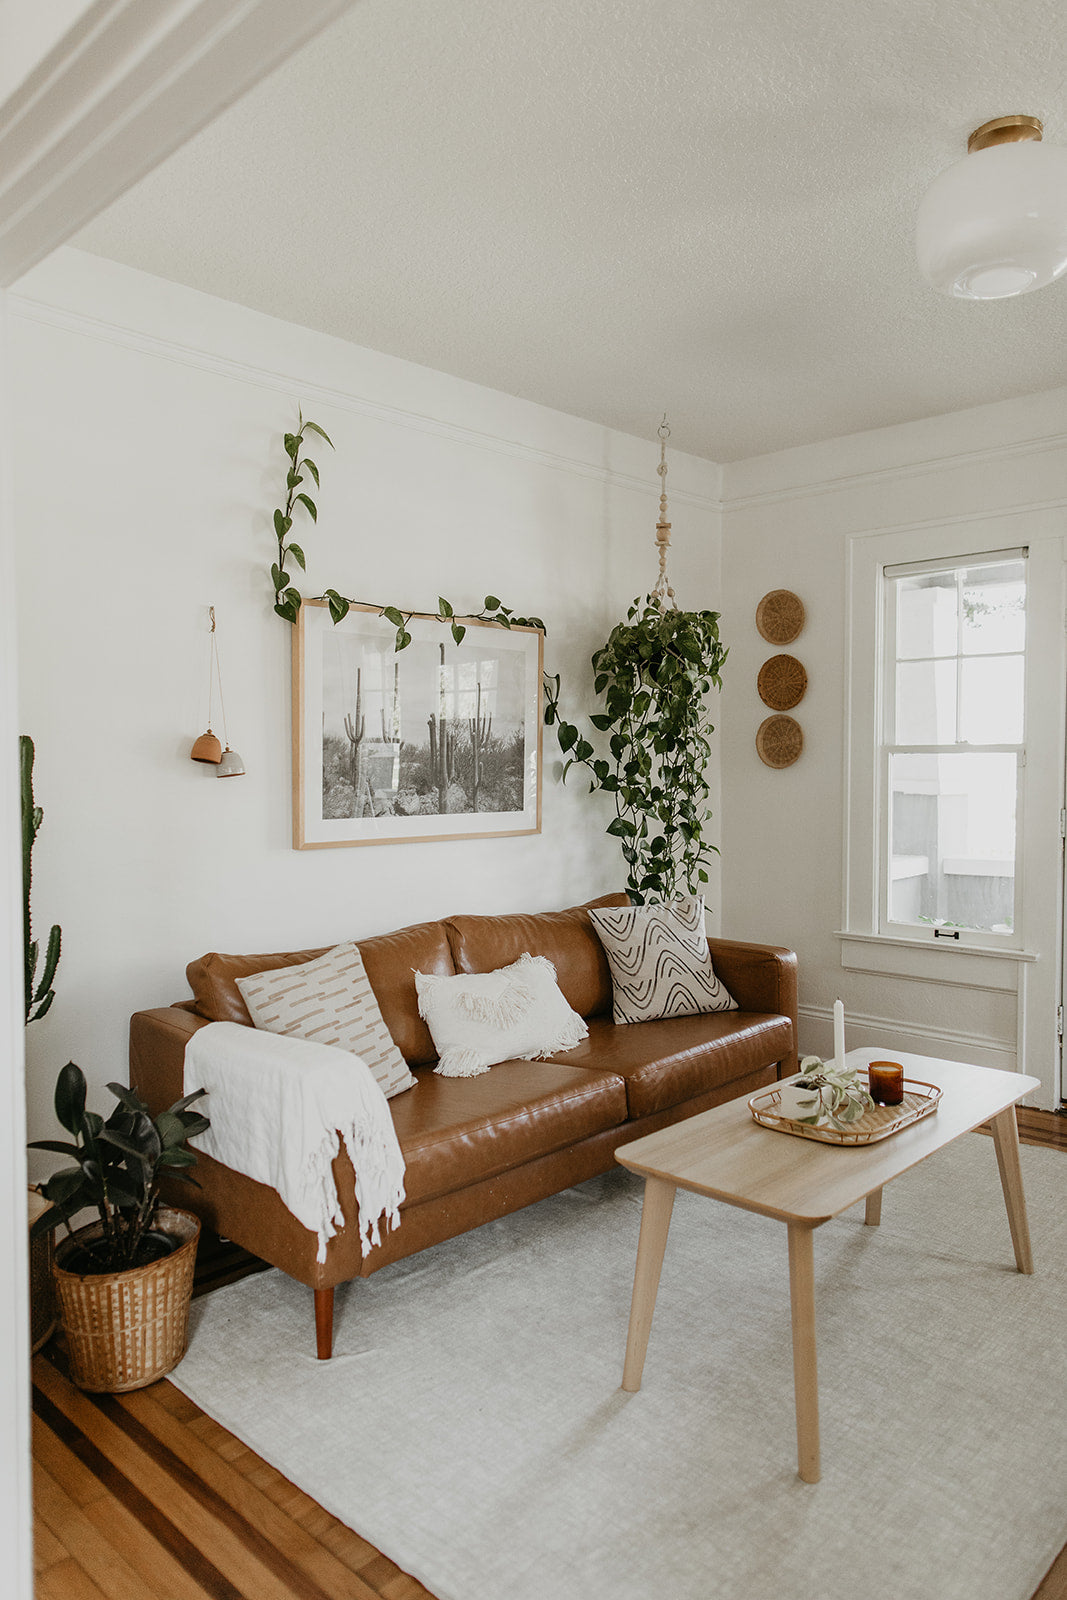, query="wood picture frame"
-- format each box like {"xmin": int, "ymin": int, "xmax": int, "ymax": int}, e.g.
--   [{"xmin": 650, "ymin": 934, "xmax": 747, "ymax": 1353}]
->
[{"xmin": 292, "ymin": 600, "xmax": 543, "ymax": 849}]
